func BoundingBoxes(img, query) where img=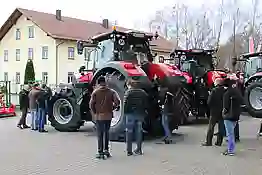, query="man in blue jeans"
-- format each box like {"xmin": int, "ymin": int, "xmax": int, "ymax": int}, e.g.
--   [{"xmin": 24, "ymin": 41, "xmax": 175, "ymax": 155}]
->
[
  {"xmin": 124, "ymin": 78, "xmax": 148, "ymax": 156},
  {"xmin": 28, "ymin": 83, "xmax": 41, "ymax": 131},
  {"xmin": 161, "ymin": 91, "xmax": 174, "ymax": 144},
  {"xmin": 222, "ymin": 79, "xmax": 242, "ymax": 156},
  {"xmin": 89, "ymin": 76, "xmax": 120, "ymax": 159},
  {"xmin": 37, "ymin": 88, "xmax": 49, "ymax": 132}
]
